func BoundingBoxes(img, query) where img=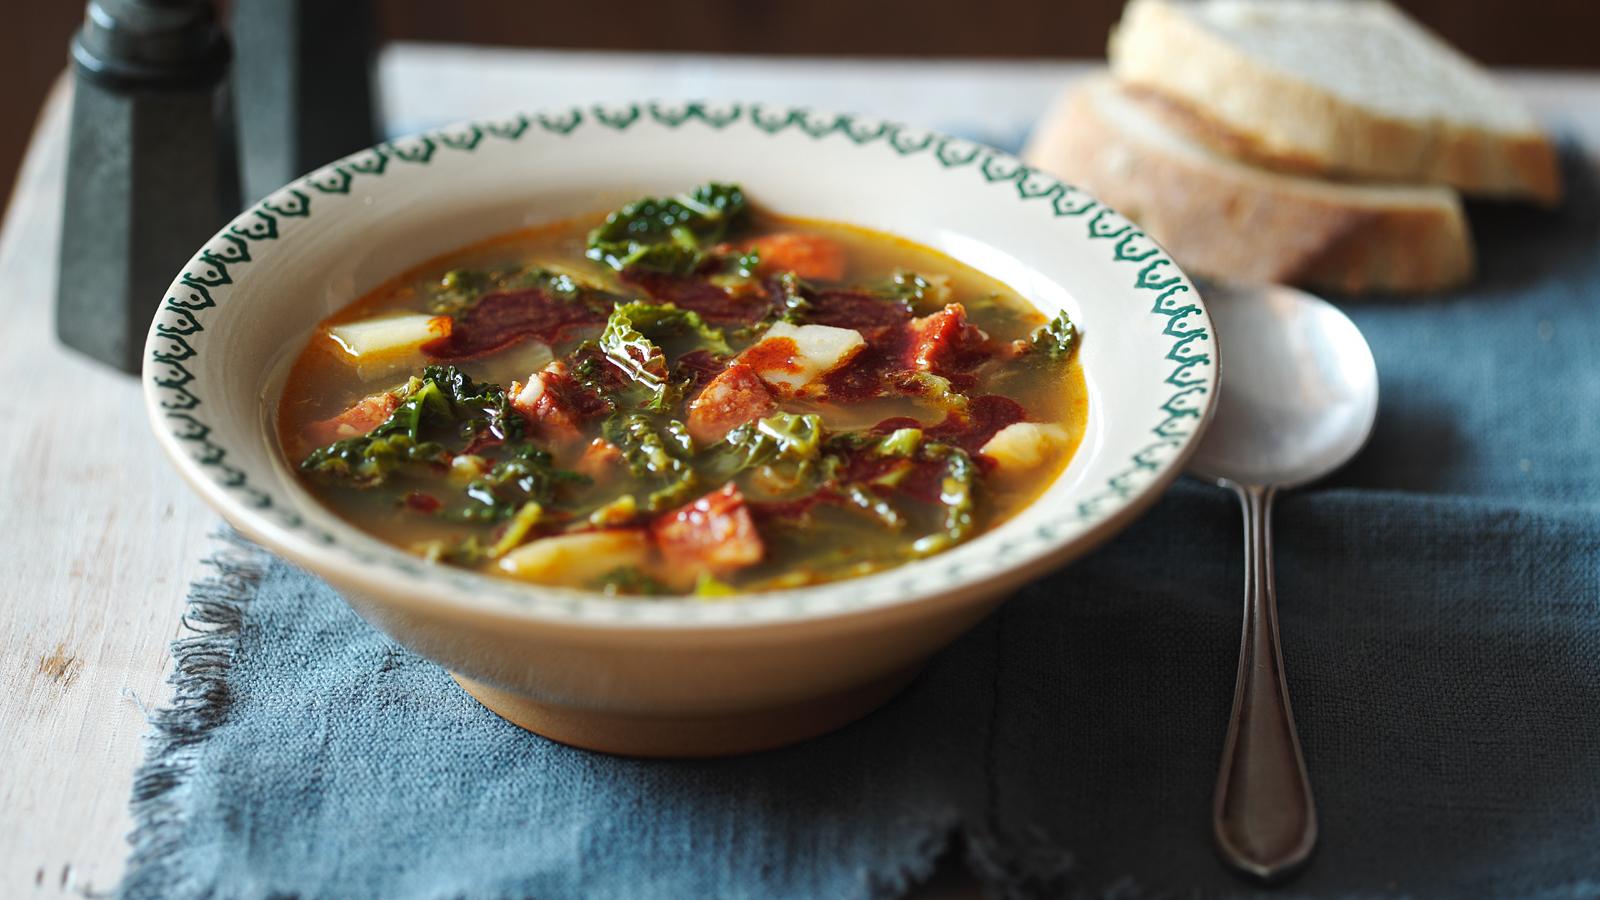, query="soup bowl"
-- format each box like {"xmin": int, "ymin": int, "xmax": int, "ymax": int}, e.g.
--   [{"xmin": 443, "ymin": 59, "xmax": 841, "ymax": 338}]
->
[{"xmin": 144, "ymin": 101, "xmax": 1217, "ymax": 757}]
